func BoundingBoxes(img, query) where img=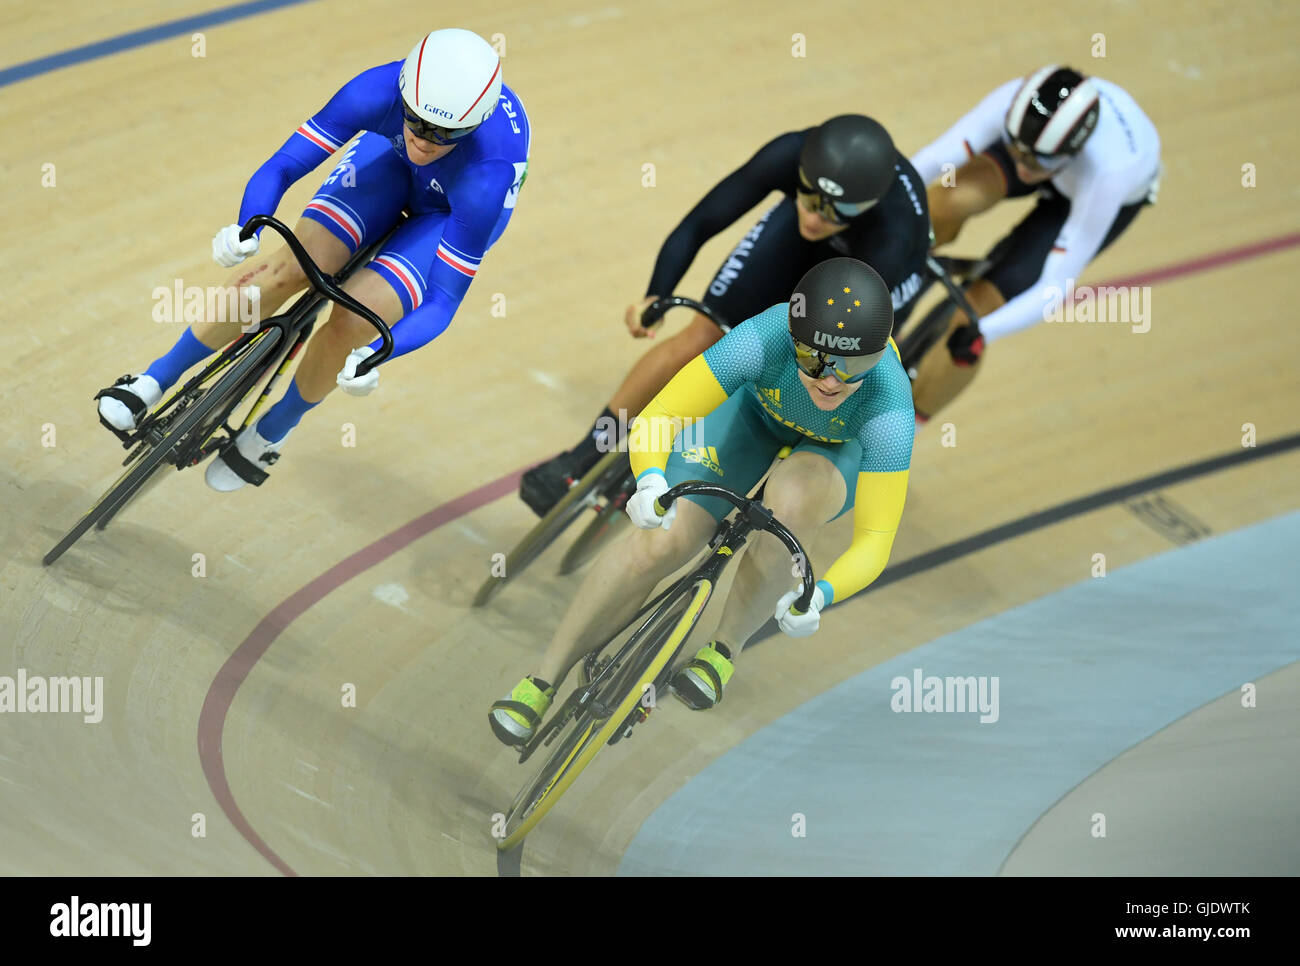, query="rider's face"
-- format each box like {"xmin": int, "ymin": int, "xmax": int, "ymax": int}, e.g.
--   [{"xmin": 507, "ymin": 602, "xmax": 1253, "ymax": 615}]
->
[
  {"xmin": 795, "ymin": 193, "xmax": 851, "ymax": 241},
  {"xmin": 797, "ymin": 367, "xmax": 864, "ymax": 410},
  {"xmin": 403, "ymin": 127, "xmax": 458, "ymax": 165}
]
